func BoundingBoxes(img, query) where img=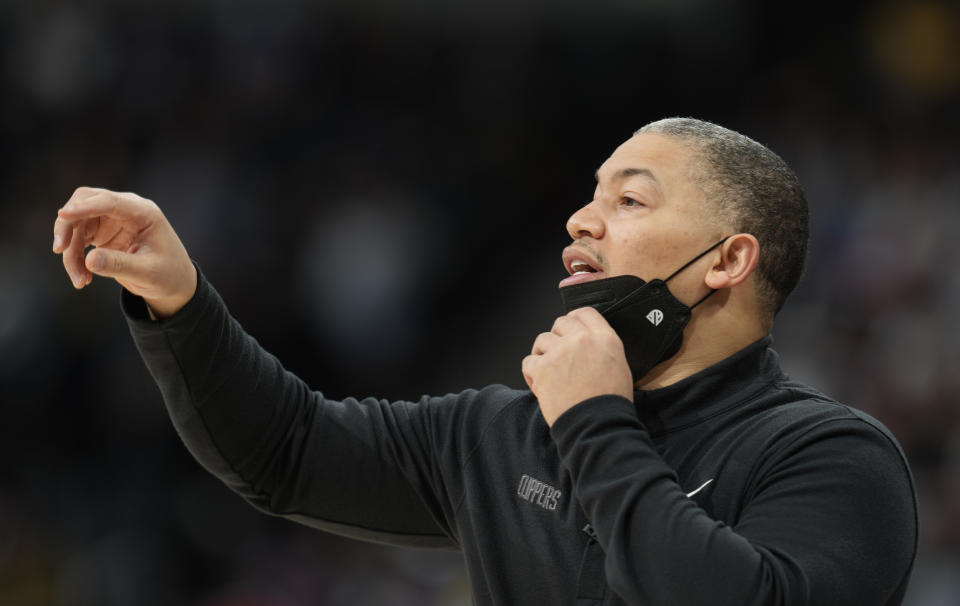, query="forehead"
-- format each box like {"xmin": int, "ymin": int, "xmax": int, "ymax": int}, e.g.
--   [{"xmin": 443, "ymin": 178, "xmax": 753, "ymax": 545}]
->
[{"xmin": 596, "ymin": 133, "xmax": 699, "ymax": 195}]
